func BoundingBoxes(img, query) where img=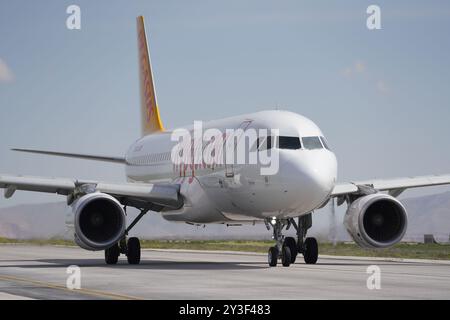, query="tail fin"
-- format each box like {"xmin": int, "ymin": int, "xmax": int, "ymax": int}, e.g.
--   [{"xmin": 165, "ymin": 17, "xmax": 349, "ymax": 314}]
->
[{"xmin": 137, "ymin": 16, "xmax": 165, "ymax": 135}]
